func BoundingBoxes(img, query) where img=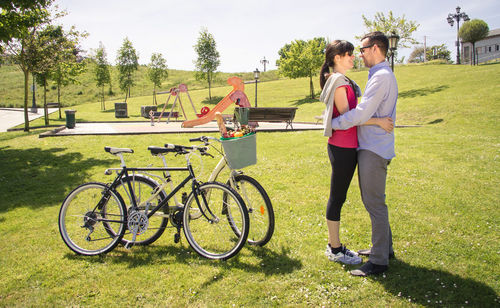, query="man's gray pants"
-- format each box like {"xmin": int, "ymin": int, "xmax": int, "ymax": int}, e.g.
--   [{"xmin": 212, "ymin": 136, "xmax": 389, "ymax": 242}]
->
[{"xmin": 358, "ymin": 149, "xmax": 393, "ymax": 266}]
